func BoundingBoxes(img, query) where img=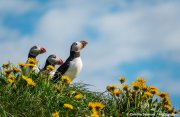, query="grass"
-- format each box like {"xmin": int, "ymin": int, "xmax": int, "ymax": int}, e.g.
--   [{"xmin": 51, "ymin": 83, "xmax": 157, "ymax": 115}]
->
[{"xmin": 0, "ymin": 61, "xmax": 179, "ymax": 117}]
